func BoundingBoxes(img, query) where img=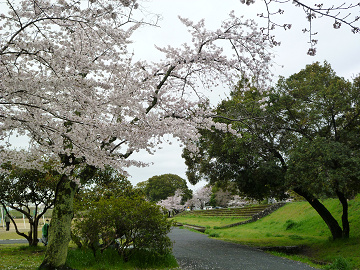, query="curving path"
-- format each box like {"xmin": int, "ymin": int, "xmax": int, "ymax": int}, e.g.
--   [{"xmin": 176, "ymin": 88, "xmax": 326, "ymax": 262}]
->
[{"xmin": 169, "ymin": 227, "xmax": 319, "ymax": 270}]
